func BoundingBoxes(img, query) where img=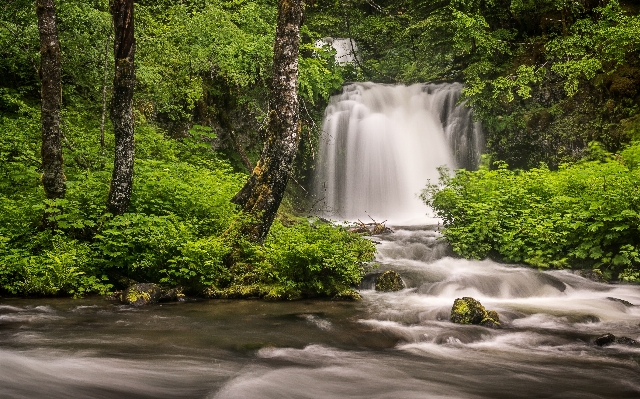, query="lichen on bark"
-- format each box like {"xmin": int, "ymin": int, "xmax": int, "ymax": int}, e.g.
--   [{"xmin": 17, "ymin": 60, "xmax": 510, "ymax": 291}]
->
[
  {"xmin": 36, "ymin": 0, "xmax": 65, "ymax": 201},
  {"xmin": 231, "ymin": 0, "xmax": 303, "ymax": 243},
  {"xmin": 106, "ymin": 0, "xmax": 136, "ymax": 216}
]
